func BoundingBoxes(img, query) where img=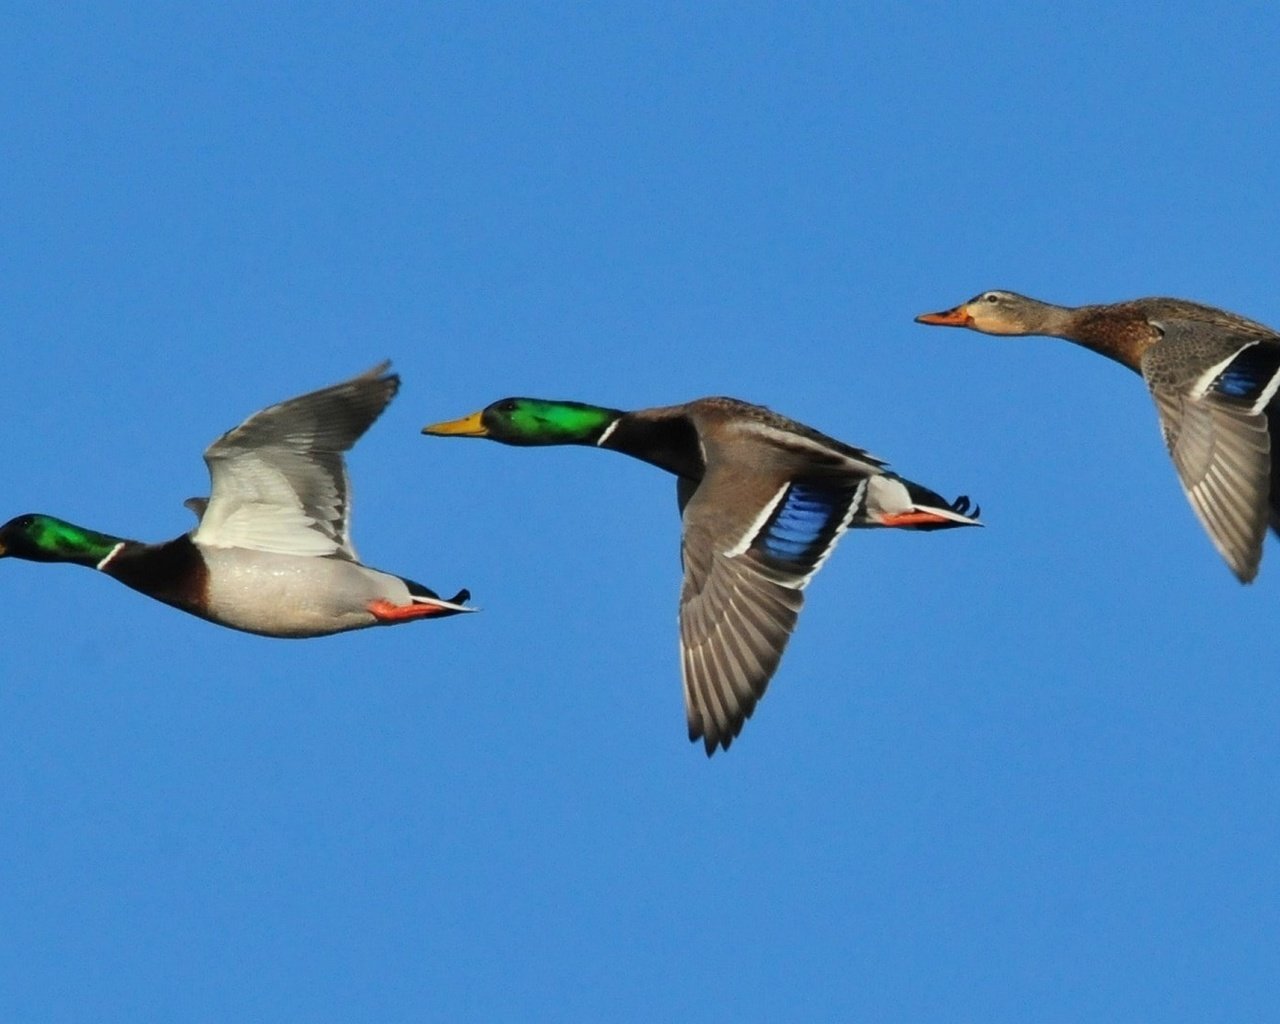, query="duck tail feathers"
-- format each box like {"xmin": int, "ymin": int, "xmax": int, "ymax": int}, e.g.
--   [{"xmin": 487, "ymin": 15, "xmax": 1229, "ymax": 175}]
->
[
  {"xmin": 409, "ymin": 585, "xmax": 478, "ymax": 614},
  {"xmin": 867, "ymin": 476, "xmax": 982, "ymax": 530}
]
